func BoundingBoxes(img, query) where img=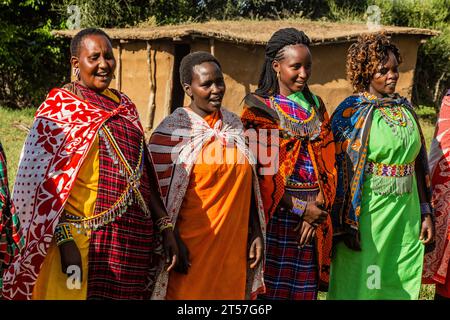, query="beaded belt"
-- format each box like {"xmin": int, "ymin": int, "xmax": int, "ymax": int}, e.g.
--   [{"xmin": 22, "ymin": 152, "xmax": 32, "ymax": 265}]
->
[
  {"xmin": 364, "ymin": 161, "xmax": 415, "ymax": 195},
  {"xmin": 365, "ymin": 161, "xmax": 415, "ymax": 177},
  {"xmin": 286, "ymin": 180, "xmax": 320, "ymax": 189}
]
